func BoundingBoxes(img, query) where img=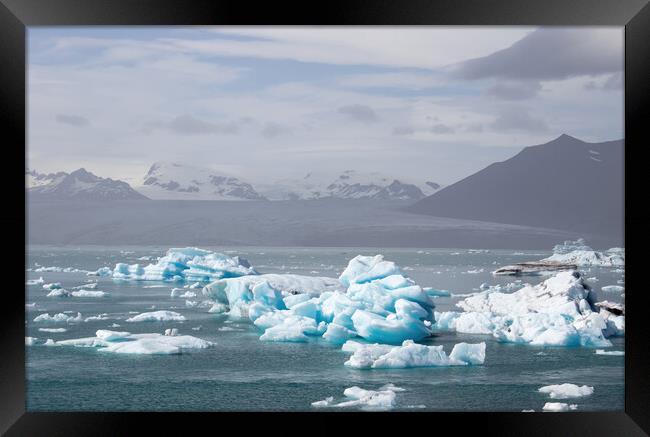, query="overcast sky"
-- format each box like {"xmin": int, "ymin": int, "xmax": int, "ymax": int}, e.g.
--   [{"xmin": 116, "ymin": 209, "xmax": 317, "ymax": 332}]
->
[{"xmin": 28, "ymin": 26, "xmax": 623, "ymax": 186}]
